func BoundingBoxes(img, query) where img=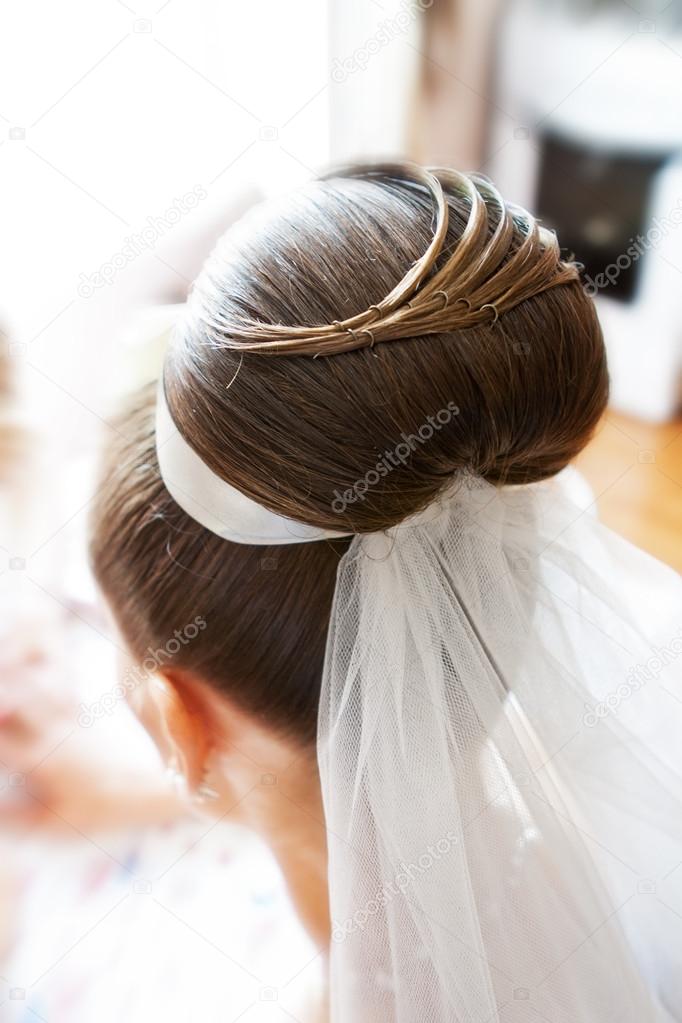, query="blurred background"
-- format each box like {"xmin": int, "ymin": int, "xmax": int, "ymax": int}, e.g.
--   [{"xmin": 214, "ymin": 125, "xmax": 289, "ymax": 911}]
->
[{"xmin": 0, "ymin": 1, "xmax": 681, "ymax": 1020}]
